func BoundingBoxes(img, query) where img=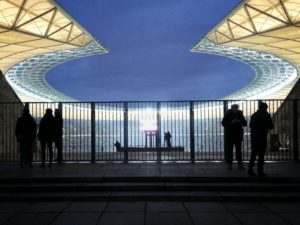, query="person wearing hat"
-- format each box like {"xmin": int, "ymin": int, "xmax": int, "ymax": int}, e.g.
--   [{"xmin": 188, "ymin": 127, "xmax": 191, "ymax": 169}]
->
[
  {"xmin": 249, "ymin": 102, "xmax": 274, "ymax": 177},
  {"xmin": 222, "ymin": 104, "xmax": 247, "ymax": 170}
]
